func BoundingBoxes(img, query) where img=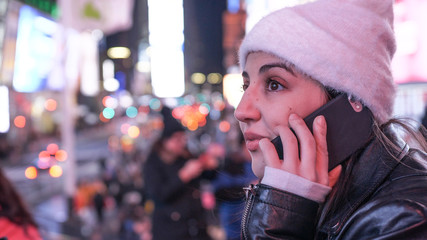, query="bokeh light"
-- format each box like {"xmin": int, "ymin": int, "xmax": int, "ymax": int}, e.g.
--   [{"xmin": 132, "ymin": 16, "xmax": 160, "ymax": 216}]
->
[
  {"xmin": 126, "ymin": 106, "xmax": 138, "ymax": 118},
  {"xmin": 103, "ymin": 108, "xmax": 115, "ymax": 119},
  {"xmin": 49, "ymin": 165, "xmax": 63, "ymax": 178},
  {"xmin": 25, "ymin": 166, "xmax": 38, "ymax": 179},
  {"xmin": 128, "ymin": 126, "xmax": 140, "ymax": 138},
  {"xmin": 55, "ymin": 150, "xmax": 68, "ymax": 161},
  {"xmin": 186, "ymin": 118, "xmax": 198, "ymax": 131},
  {"xmin": 139, "ymin": 105, "xmax": 150, "ymax": 114},
  {"xmin": 14, "ymin": 115, "xmax": 26, "ymax": 128},
  {"xmin": 199, "ymin": 118, "xmax": 207, "ymax": 127},
  {"xmin": 121, "ymin": 135, "xmax": 134, "ymax": 152},
  {"xmin": 121, "ymin": 123, "xmax": 131, "ymax": 135},
  {"xmin": 213, "ymin": 100, "xmax": 226, "ymax": 111},
  {"xmin": 199, "ymin": 103, "xmax": 210, "ymax": 115},
  {"xmin": 47, "ymin": 143, "xmax": 59, "ymax": 155},
  {"xmin": 44, "ymin": 98, "xmax": 57, "ymax": 111},
  {"xmin": 105, "ymin": 96, "xmax": 118, "ymax": 109},
  {"xmin": 102, "ymin": 96, "xmax": 112, "ymax": 107},
  {"xmin": 37, "ymin": 160, "xmax": 51, "ymax": 169},
  {"xmin": 219, "ymin": 120, "xmax": 231, "ymax": 133},
  {"xmin": 172, "ymin": 106, "xmax": 185, "ymax": 119},
  {"xmin": 207, "ymin": 73, "xmax": 222, "ymax": 84},
  {"xmin": 99, "ymin": 112, "xmax": 110, "ymax": 123},
  {"xmin": 103, "ymin": 78, "xmax": 120, "ymax": 92},
  {"xmin": 39, "ymin": 151, "xmax": 51, "ymax": 162},
  {"xmin": 191, "ymin": 73, "xmax": 206, "ymax": 84},
  {"xmin": 149, "ymin": 98, "xmax": 161, "ymax": 111},
  {"xmin": 119, "ymin": 93, "xmax": 134, "ymax": 108}
]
